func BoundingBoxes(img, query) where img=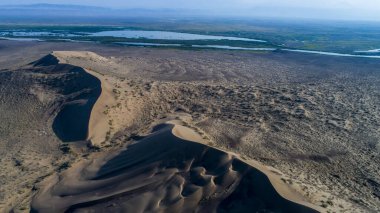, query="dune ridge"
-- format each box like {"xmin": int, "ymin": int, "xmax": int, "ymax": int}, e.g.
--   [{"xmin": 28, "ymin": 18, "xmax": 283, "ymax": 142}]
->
[
  {"xmin": 47, "ymin": 51, "xmax": 115, "ymax": 145},
  {"xmin": 30, "ymin": 51, "xmax": 320, "ymax": 212},
  {"xmin": 31, "ymin": 122, "xmax": 319, "ymax": 213},
  {"xmin": 32, "ymin": 52, "xmax": 103, "ymax": 143}
]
